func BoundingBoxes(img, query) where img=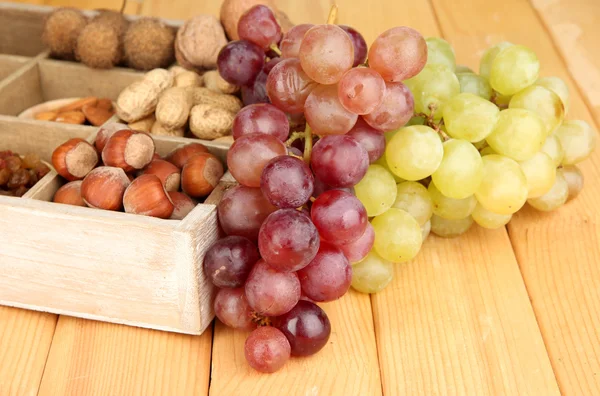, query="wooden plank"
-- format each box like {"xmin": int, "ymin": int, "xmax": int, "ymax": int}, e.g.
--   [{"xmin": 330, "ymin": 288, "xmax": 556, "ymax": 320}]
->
[
  {"xmin": 429, "ymin": 0, "xmax": 600, "ymax": 393},
  {"xmin": 210, "ymin": 290, "xmax": 381, "ymax": 396},
  {"xmin": 0, "ymin": 54, "xmax": 29, "ymax": 81},
  {"xmin": 0, "ymin": 307, "xmax": 57, "ymax": 396},
  {"xmin": 38, "ymin": 317, "xmax": 212, "ymax": 396},
  {"xmin": 531, "ymin": 0, "xmax": 600, "ymax": 125}
]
